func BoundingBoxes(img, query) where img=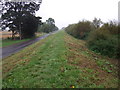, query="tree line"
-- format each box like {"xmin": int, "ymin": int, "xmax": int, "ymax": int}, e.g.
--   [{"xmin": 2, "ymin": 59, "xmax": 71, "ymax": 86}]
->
[{"xmin": 65, "ymin": 18, "xmax": 120, "ymax": 59}]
